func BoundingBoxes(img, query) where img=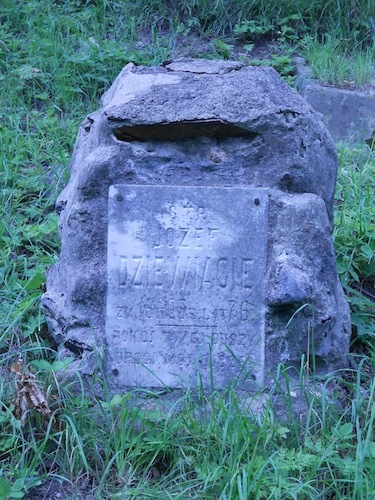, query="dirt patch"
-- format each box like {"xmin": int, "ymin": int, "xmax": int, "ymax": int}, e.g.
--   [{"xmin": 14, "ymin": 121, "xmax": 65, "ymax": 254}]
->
[
  {"xmin": 132, "ymin": 32, "xmax": 286, "ymax": 63},
  {"xmin": 29, "ymin": 477, "xmax": 94, "ymax": 500}
]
